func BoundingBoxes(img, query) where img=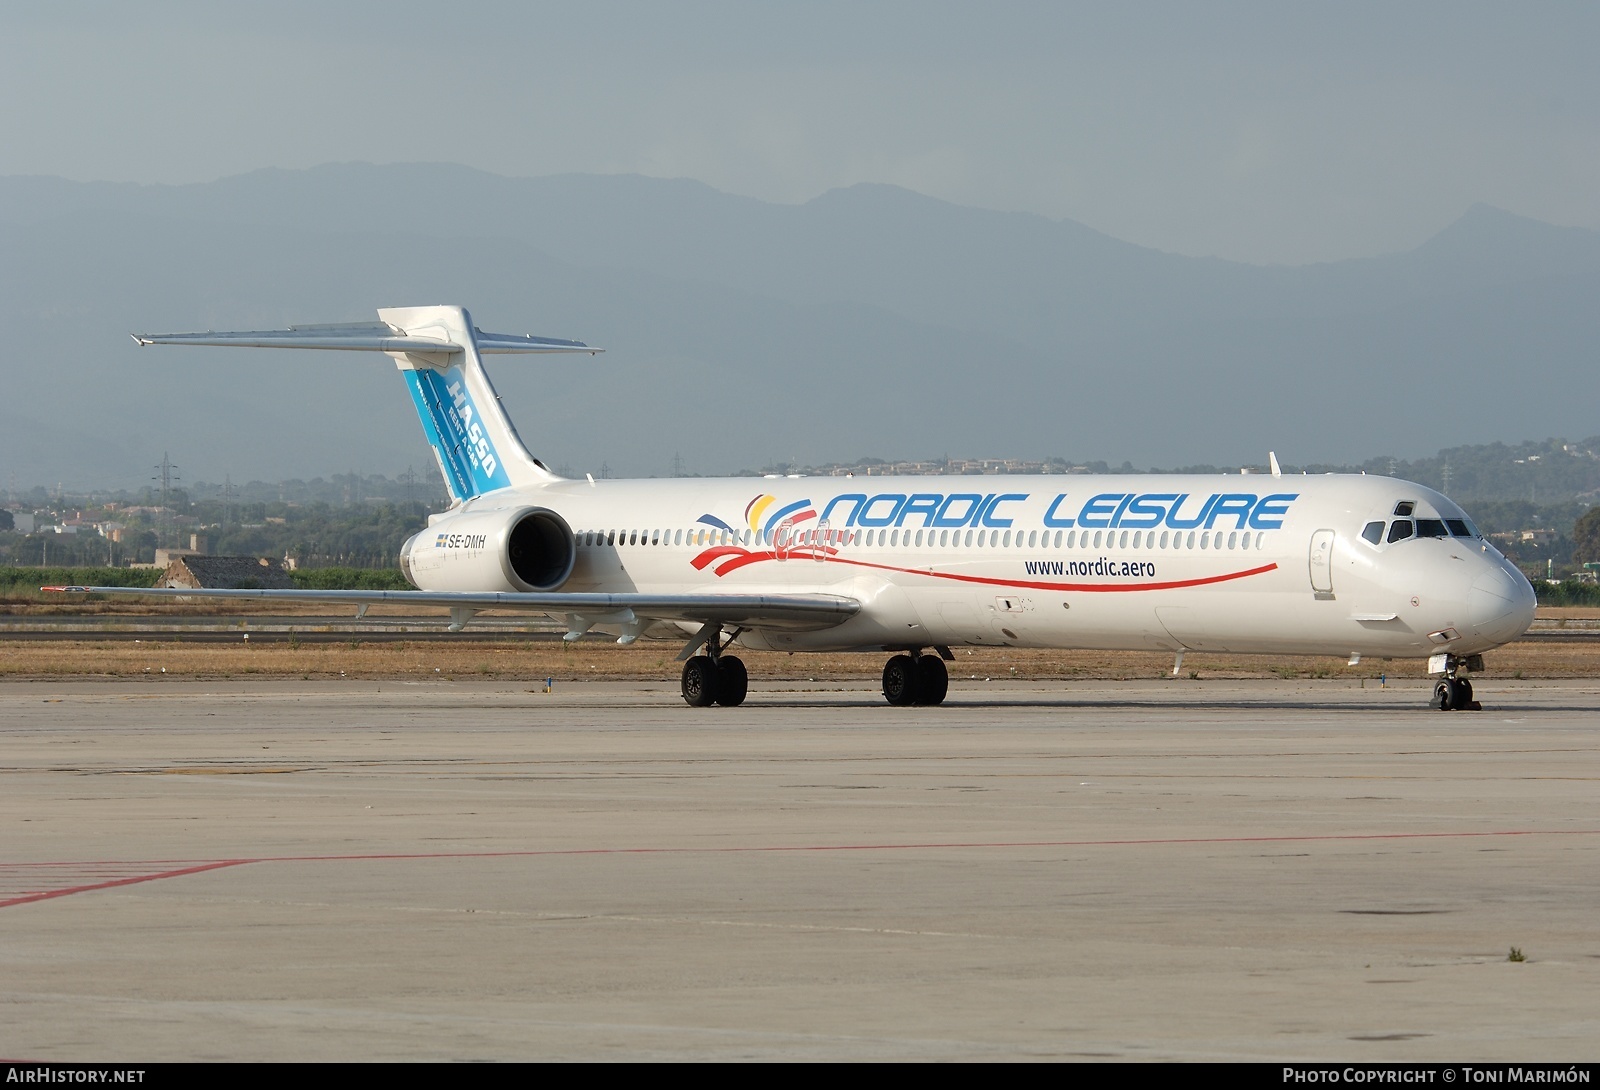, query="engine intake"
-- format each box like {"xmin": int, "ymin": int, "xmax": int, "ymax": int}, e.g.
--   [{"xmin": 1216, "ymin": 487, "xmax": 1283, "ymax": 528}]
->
[
  {"xmin": 400, "ymin": 506, "xmax": 575, "ymax": 593},
  {"xmin": 506, "ymin": 509, "xmax": 573, "ymax": 589}
]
